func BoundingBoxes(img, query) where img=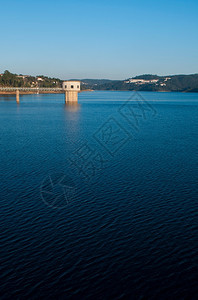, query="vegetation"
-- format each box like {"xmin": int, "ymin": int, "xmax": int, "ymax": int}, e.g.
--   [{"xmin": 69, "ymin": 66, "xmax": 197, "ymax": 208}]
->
[
  {"xmin": 0, "ymin": 70, "xmax": 24, "ymax": 87},
  {"xmin": 1, "ymin": 70, "xmax": 198, "ymax": 92},
  {"xmin": 0, "ymin": 70, "xmax": 62, "ymax": 88},
  {"xmin": 82, "ymin": 74, "xmax": 198, "ymax": 92}
]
